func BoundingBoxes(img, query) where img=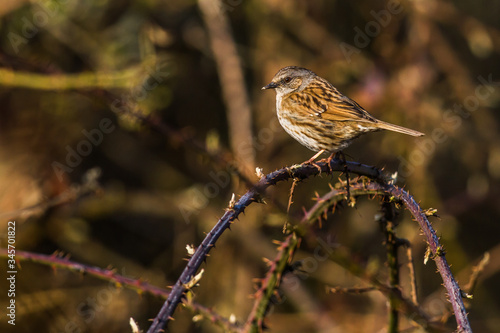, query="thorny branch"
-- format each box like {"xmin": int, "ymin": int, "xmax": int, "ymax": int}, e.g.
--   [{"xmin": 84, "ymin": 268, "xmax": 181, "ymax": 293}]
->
[
  {"xmin": 146, "ymin": 159, "xmax": 471, "ymax": 333},
  {"xmin": 0, "ymin": 249, "xmax": 170, "ymax": 297},
  {"xmin": 379, "ymin": 201, "xmax": 402, "ymax": 333},
  {"xmin": 243, "ymin": 233, "xmax": 298, "ymax": 333},
  {"xmin": 0, "ymin": 249, "xmax": 240, "ymax": 333},
  {"xmin": 146, "ymin": 159, "xmax": 382, "ymax": 333},
  {"xmin": 243, "ymin": 181, "xmax": 439, "ymax": 333},
  {"xmin": 288, "ymin": 181, "xmax": 446, "ymax": 333},
  {"xmin": 381, "ymin": 184, "xmax": 472, "ymax": 333}
]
